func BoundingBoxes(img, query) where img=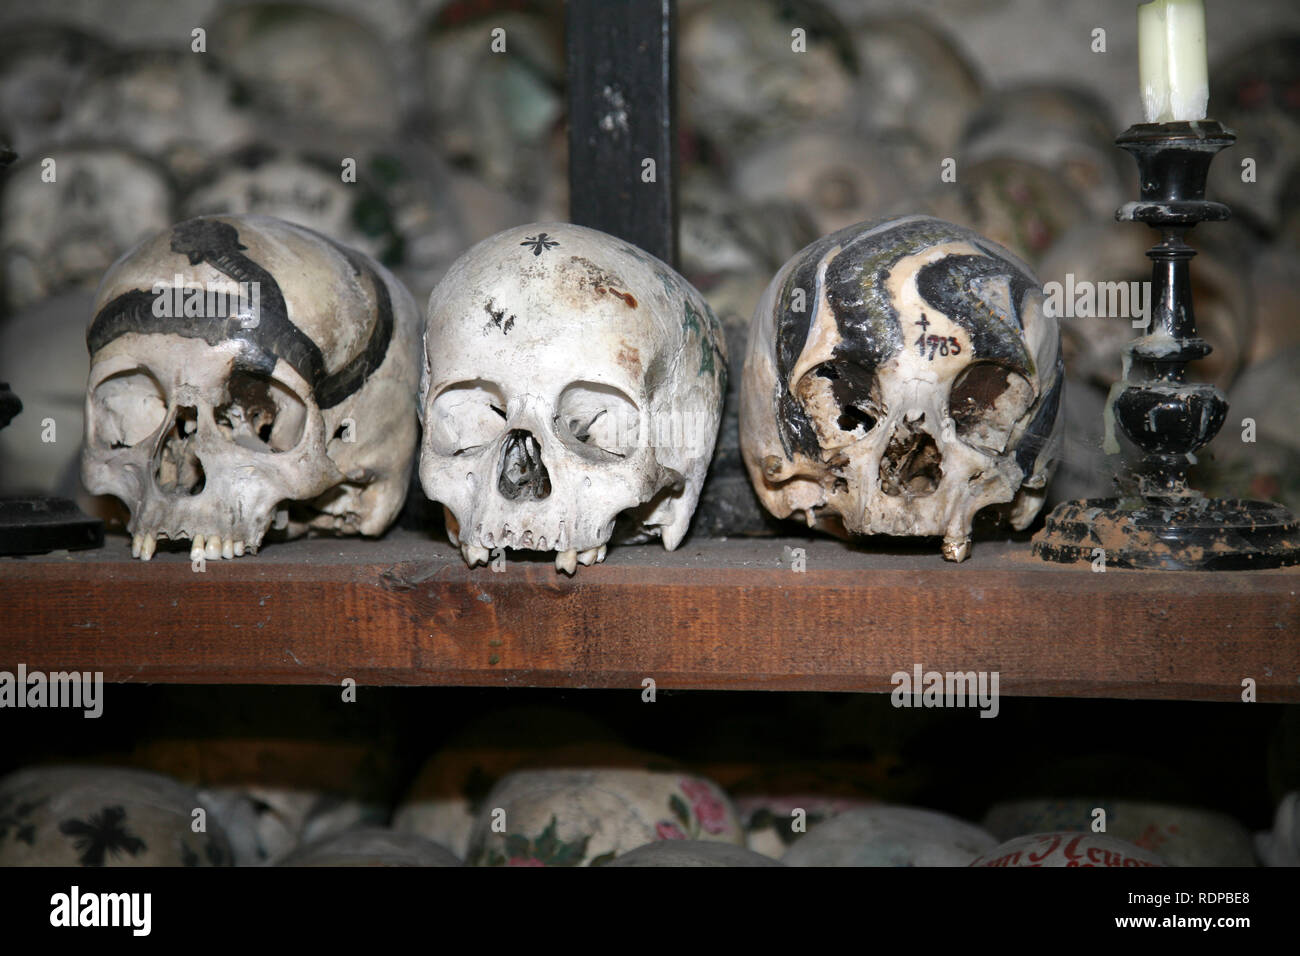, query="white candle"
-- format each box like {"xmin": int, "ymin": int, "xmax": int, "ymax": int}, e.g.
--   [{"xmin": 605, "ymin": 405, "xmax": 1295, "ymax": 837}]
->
[{"xmin": 1138, "ymin": 0, "xmax": 1209, "ymax": 123}]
